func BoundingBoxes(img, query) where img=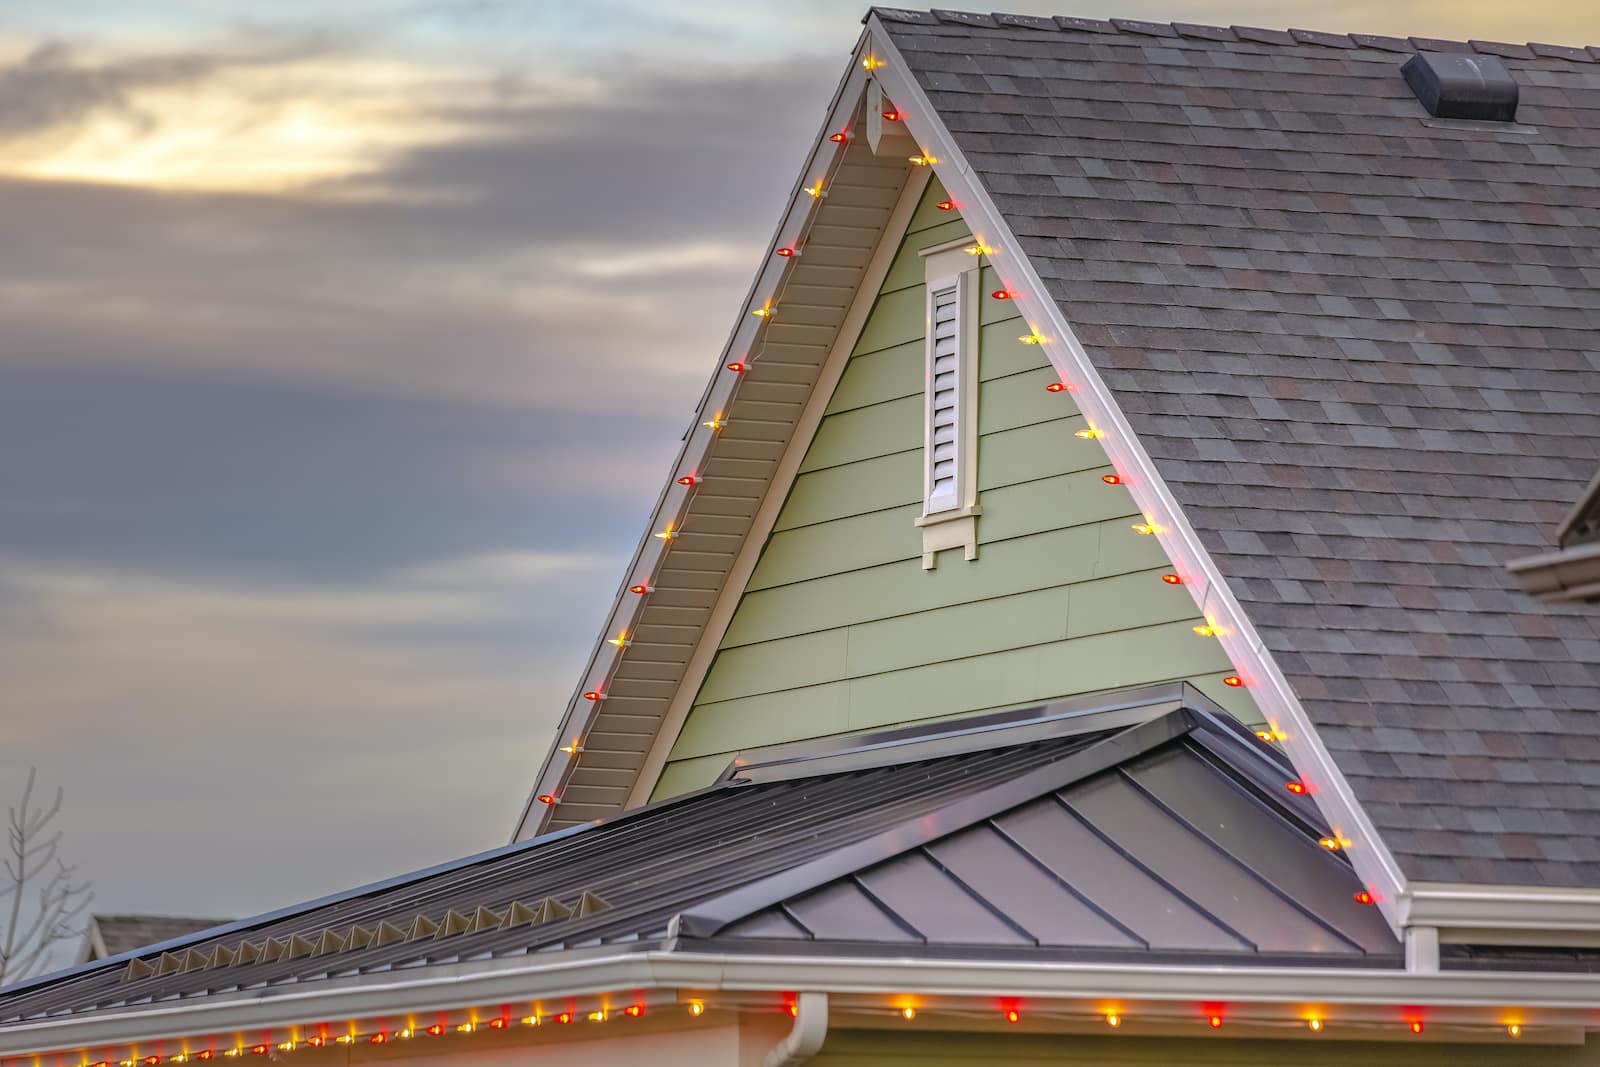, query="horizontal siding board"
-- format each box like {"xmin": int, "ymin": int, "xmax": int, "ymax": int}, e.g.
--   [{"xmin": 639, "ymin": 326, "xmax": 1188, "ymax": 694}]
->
[
  {"xmin": 851, "ymin": 285, "xmax": 925, "ymax": 354},
  {"xmin": 725, "ymin": 525, "xmax": 1106, "ymax": 647},
  {"xmin": 662, "ymin": 178, "xmax": 1255, "ymax": 792},
  {"xmin": 878, "ymin": 219, "xmax": 973, "ymax": 293}
]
